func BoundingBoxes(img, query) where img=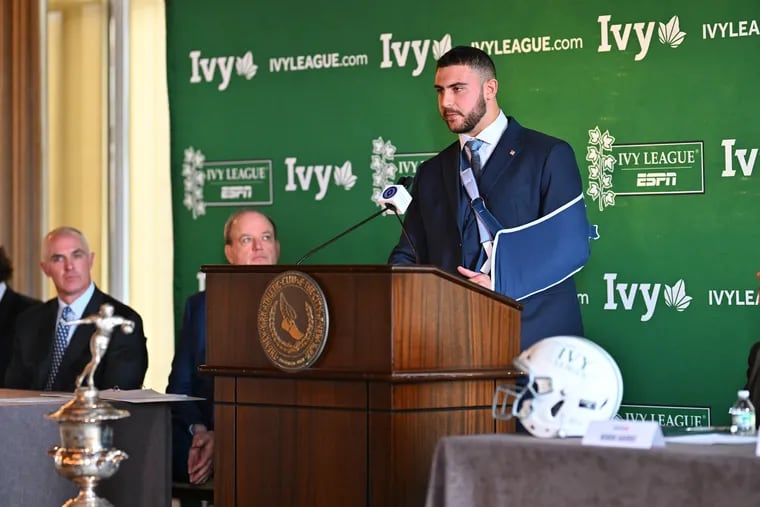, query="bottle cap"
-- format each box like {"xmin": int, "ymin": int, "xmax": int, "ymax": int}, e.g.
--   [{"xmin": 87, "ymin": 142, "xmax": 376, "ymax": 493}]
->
[{"xmin": 738, "ymin": 389, "xmax": 750, "ymax": 398}]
